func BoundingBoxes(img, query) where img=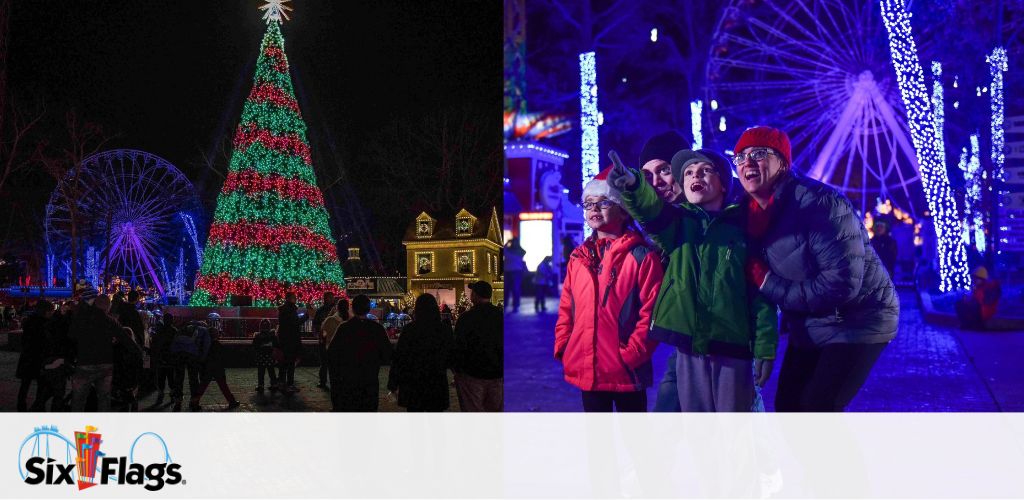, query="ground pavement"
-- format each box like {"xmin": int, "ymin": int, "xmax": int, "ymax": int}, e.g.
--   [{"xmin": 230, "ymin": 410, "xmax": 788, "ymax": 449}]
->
[
  {"xmin": 0, "ymin": 339, "xmax": 462, "ymax": 412},
  {"xmin": 505, "ymin": 290, "xmax": 1024, "ymax": 411}
]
